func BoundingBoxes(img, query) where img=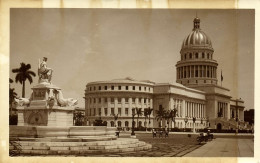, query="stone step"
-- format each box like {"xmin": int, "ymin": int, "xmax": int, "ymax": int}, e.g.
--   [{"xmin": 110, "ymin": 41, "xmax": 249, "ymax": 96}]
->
[
  {"xmin": 18, "ymin": 143, "xmax": 152, "ymax": 155},
  {"xmin": 11, "ymin": 138, "xmax": 152, "ymax": 155}
]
